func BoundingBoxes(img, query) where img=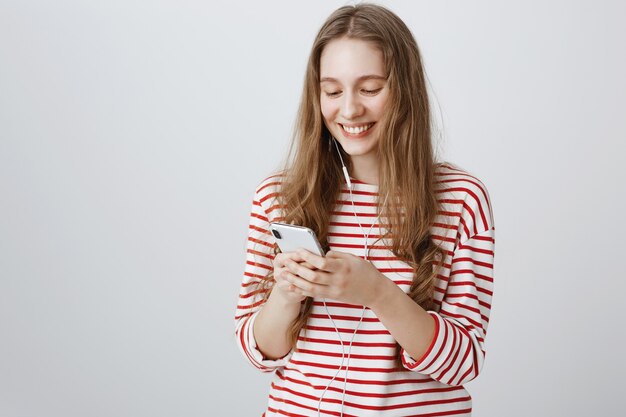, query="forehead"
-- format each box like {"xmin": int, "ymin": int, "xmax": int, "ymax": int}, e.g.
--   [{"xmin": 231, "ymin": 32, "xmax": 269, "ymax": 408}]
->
[{"xmin": 319, "ymin": 38, "xmax": 385, "ymax": 82}]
